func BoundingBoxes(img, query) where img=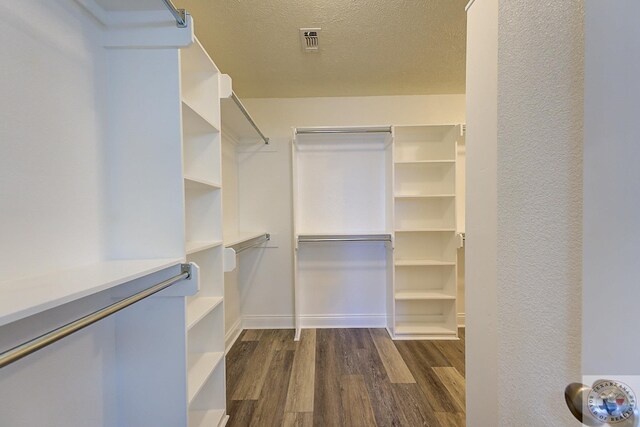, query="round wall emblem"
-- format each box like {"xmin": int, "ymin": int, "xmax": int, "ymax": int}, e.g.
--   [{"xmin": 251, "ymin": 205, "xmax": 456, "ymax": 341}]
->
[{"xmin": 587, "ymin": 380, "xmax": 637, "ymax": 423}]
